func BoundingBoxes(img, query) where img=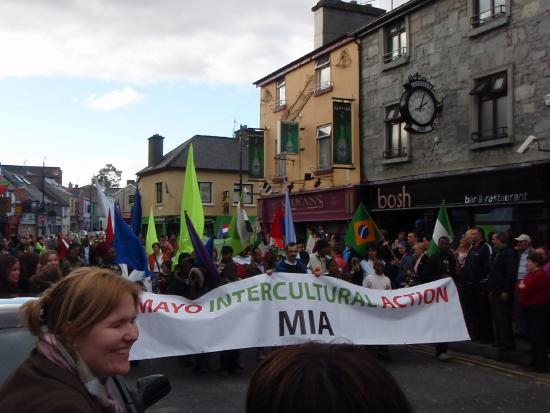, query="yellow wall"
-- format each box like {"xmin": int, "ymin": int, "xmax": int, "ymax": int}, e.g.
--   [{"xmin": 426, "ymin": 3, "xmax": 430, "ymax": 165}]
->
[
  {"xmin": 258, "ymin": 41, "xmax": 361, "ymax": 192},
  {"xmin": 139, "ymin": 169, "xmax": 258, "ymax": 218}
]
